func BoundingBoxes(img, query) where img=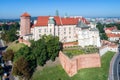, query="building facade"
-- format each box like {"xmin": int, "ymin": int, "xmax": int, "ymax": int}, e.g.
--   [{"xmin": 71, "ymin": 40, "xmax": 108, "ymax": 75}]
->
[
  {"xmin": 76, "ymin": 21, "xmax": 101, "ymax": 47},
  {"xmin": 20, "ymin": 12, "xmax": 31, "ymax": 37},
  {"xmin": 20, "ymin": 12, "xmax": 101, "ymax": 47}
]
